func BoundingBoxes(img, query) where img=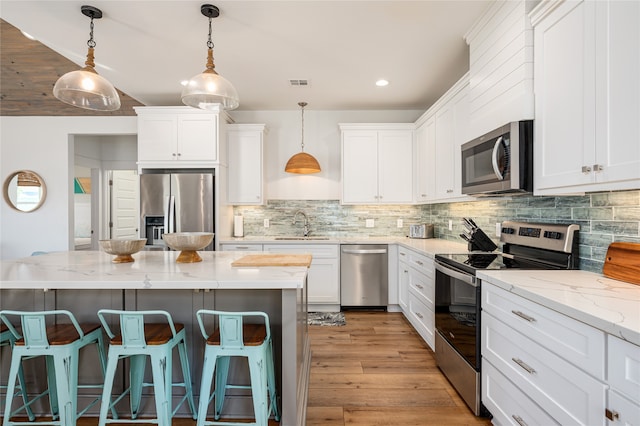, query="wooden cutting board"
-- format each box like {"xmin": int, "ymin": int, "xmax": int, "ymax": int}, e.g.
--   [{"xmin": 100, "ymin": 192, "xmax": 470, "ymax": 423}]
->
[
  {"xmin": 602, "ymin": 242, "xmax": 640, "ymax": 285},
  {"xmin": 231, "ymin": 254, "xmax": 312, "ymax": 267}
]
